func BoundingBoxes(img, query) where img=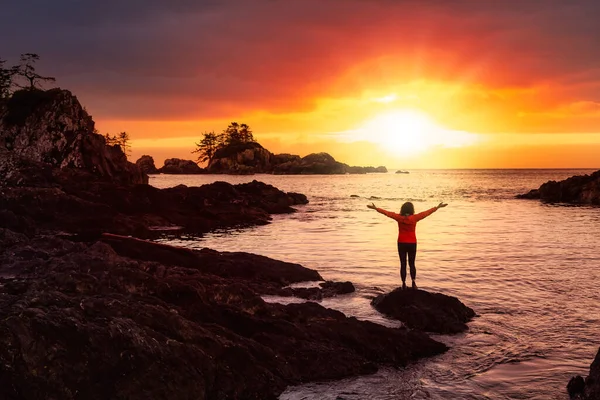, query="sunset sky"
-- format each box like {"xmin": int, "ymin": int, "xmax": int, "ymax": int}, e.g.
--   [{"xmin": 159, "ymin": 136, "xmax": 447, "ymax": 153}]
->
[{"xmin": 2, "ymin": 0, "xmax": 600, "ymax": 168}]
